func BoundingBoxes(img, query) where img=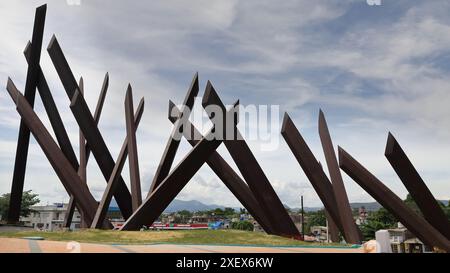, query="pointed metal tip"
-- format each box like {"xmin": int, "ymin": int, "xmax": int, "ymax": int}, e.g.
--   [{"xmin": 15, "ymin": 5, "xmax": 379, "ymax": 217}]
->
[
  {"xmin": 78, "ymin": 77, "xmax": 84, "ymax": 94},
  {"xmin": 202, "ymin": 81, "xmax": 215, "ymax": 107},
  {"xmin": 6, "ymin": 77, "xmax": 13, "ymax": 92},
  {"xmin": 23, "ymin": 41, "xmax": 31, "ymax": 55},
  {"xmin": 281, "ymin": 112, "xmax": 291, "ymax": 134},
  {"xmin": 168, "ymin": 100, "xmax": 177, "ymax": 120},
  {"xmin": 337, "ymin": 146, "xmax": 346, "ymax": 167},
  {"xmin": 125, "ymin": 84, "xmax": 133, "ymax": 100},
  {"xmin": 319, "ymin": 108, "xmax": 324, "ymax": 117},
  {"xmin": 385, "ymin": 132, "xmax": 397, "ymax": 157},
  {"xmin": 36, "ymin": 4, "xmax": 47, "ymax": 14},
  {"xmin": 318, "ymin": 109, "xmax": 328, "ymax": 135},
  {"xmin": 6, "ymin": 77, "xmax": 19, "ymax": 105},
  {"xmin": 188, "ymin": 72, "xmax": 200, "ymax": 96},
  {"xmin": 47, "ymin": 34, "xmax": 57, "ymax": 51}
]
